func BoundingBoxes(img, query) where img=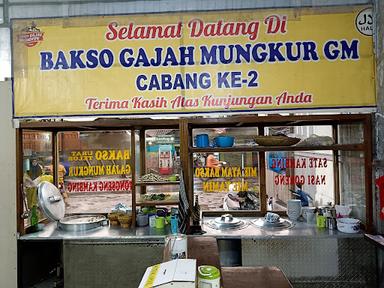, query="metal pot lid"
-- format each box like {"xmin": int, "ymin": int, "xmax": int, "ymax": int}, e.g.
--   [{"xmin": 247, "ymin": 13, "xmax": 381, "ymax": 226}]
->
[
  {"xmin": 214, "ymin": 214, "xmax": 242, "ymax": 227},
  {"xmin": 37, "ymin": 181, "xmax": 65, "ymax": 221}
]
